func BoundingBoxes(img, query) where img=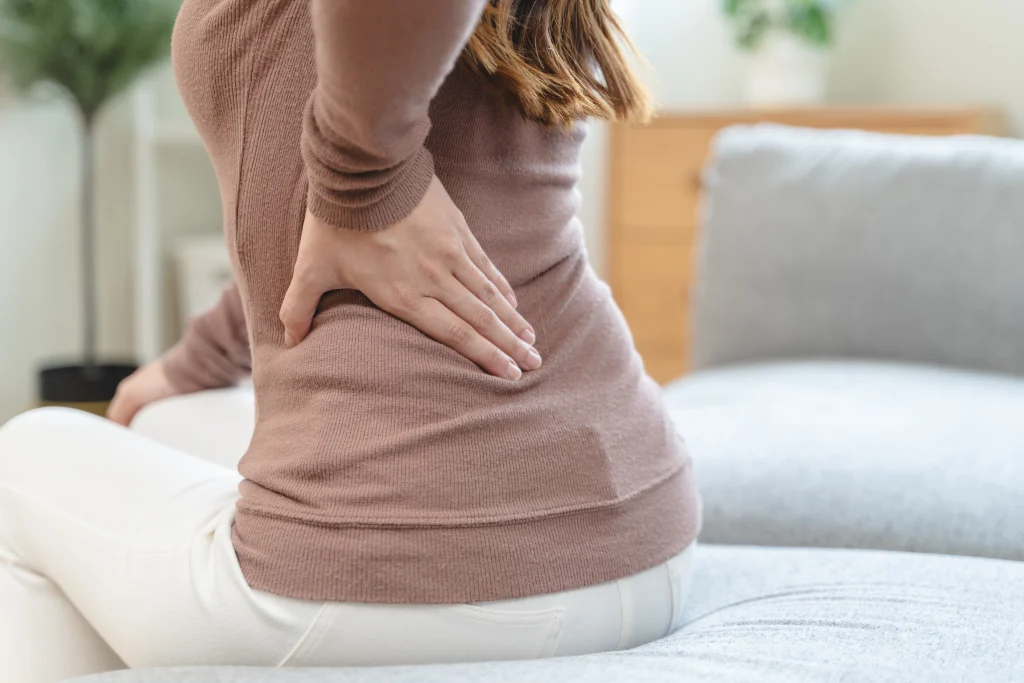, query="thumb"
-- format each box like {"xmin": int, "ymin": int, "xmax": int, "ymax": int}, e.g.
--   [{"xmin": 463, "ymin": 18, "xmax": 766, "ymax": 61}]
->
[
  {"xmin": 106, "ymin": 396, "xmax": 133, "ymax": 427},
  {"xmin": 106, "ymin": 388, "xmax": 140, "ymax": 427},
  {"xmin": 280, "ymin": 269, "xmax": 326, "ymax": 347}
]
